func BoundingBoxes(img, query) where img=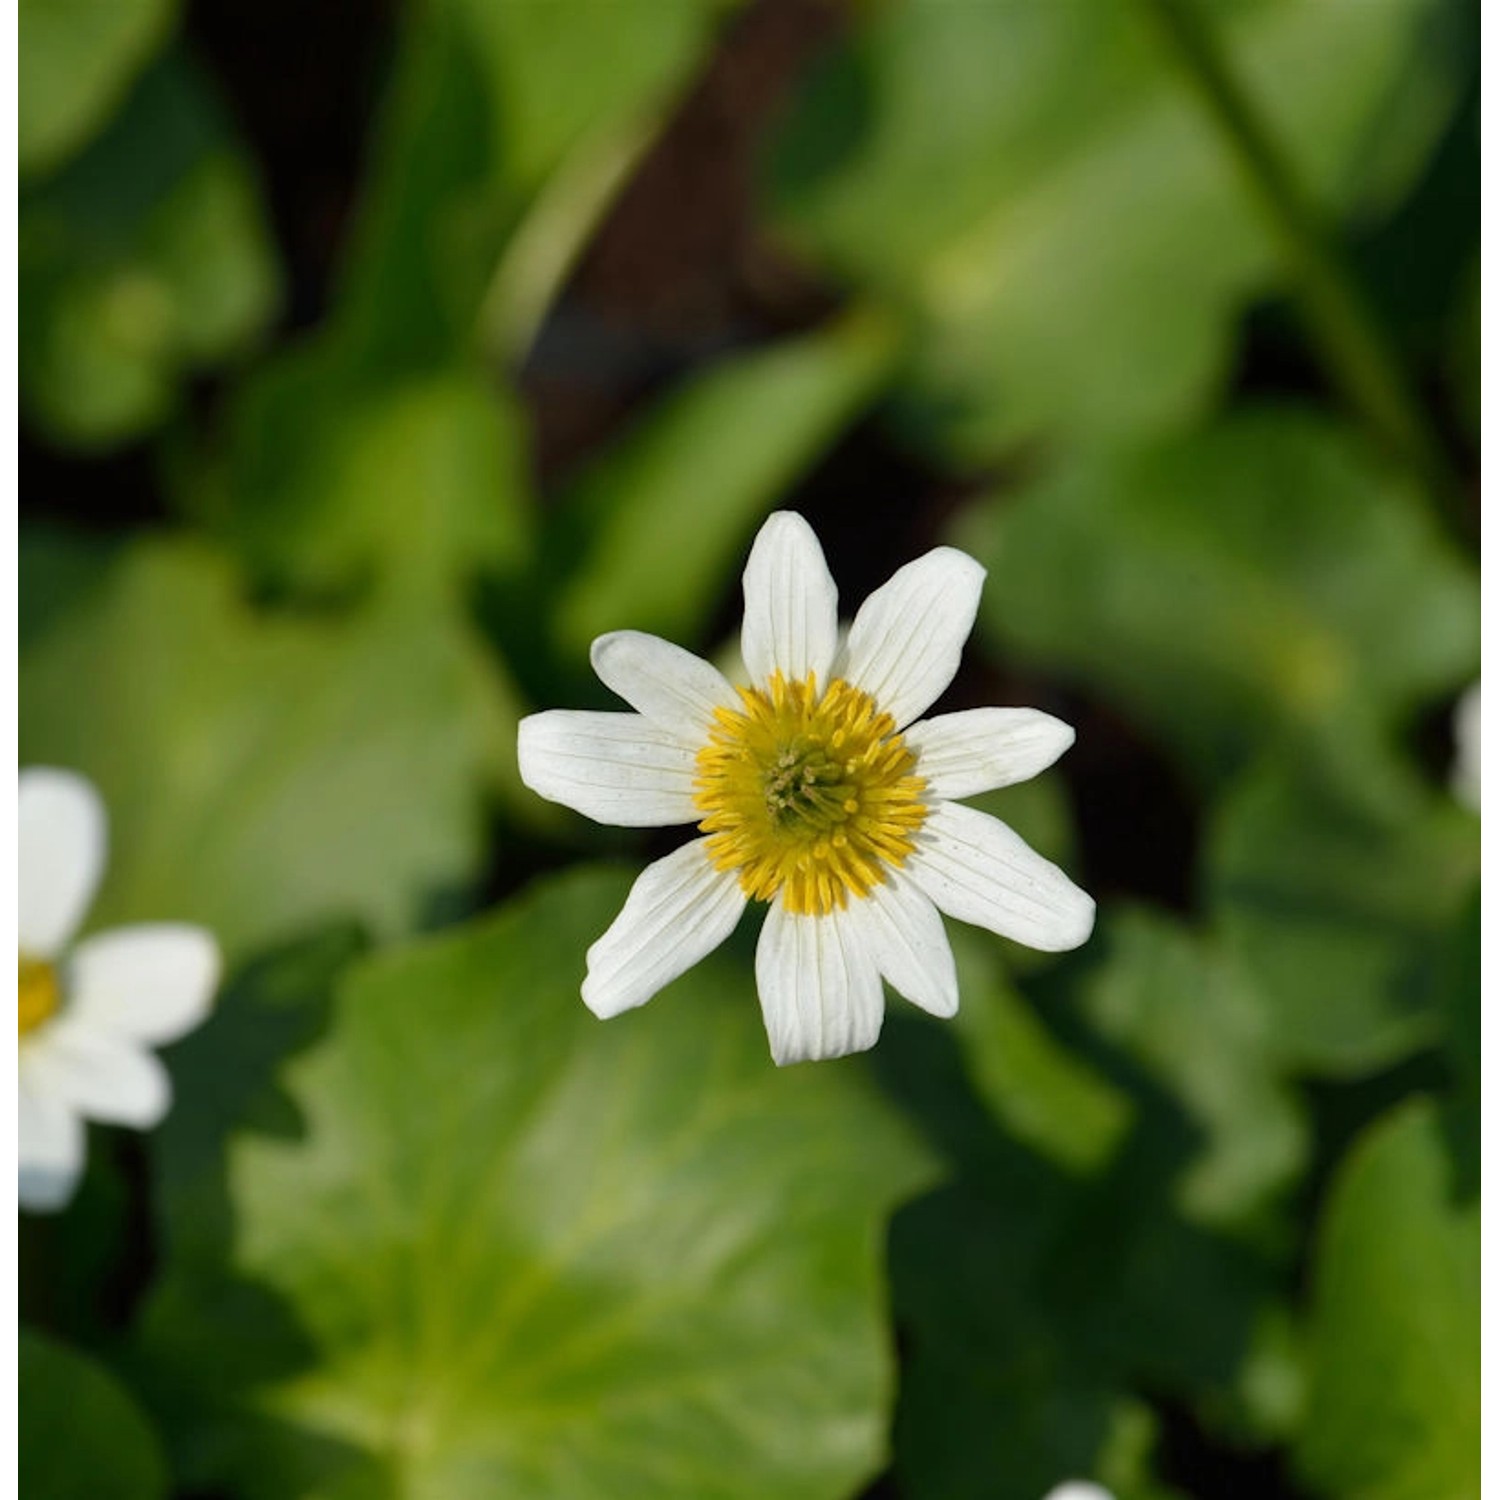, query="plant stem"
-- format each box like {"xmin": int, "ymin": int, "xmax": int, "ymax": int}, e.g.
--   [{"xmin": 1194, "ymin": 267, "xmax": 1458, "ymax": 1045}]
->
[
  {"xmin": 1134, "ymin": 0, "xmax": 1464, "ymax": 532},
  {"xmin": 476, "ymin": 107, "xmax": 664, "ymax": 371}
]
